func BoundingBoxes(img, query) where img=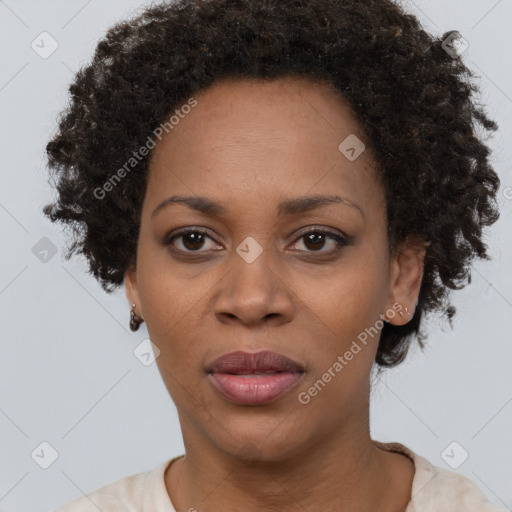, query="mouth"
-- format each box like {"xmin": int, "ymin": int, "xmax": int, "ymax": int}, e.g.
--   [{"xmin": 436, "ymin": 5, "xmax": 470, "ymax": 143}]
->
[{"xmin": 206, "ymin": 350, "xmax": 305, "ymax": 405}]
